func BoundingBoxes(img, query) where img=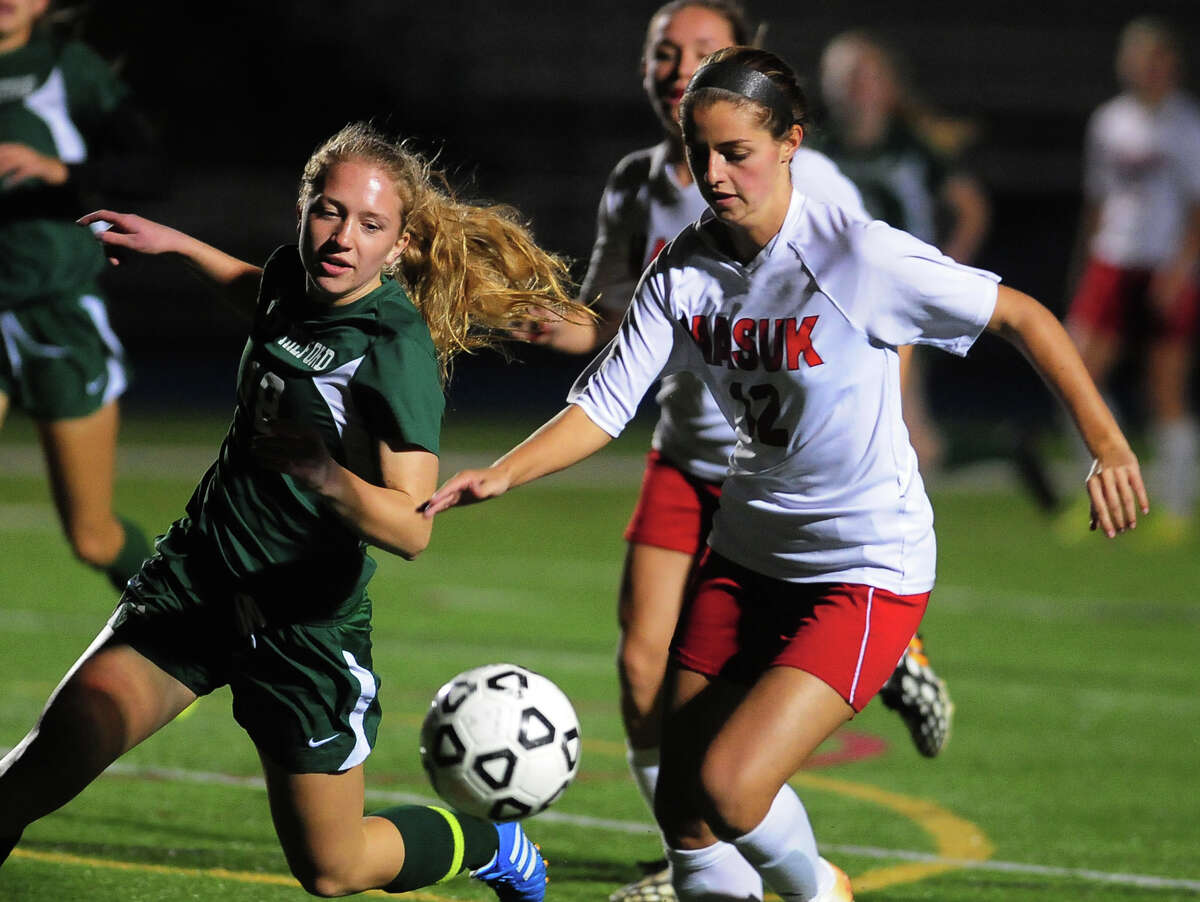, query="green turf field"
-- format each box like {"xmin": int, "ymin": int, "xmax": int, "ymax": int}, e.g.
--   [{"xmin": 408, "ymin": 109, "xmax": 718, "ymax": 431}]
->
[{"xmin": 1, "ymin": 411, "xmax": 1197, "ymax": 901}]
